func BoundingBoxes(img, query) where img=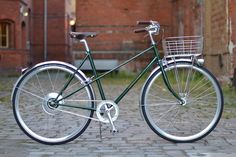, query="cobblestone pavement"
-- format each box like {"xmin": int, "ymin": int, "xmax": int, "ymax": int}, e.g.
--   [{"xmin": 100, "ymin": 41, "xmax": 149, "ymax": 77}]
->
[{"xmin": 0, "ymin": 77, "xmax": 236, "ymax": 157}]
